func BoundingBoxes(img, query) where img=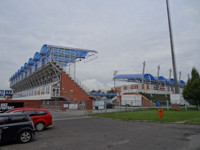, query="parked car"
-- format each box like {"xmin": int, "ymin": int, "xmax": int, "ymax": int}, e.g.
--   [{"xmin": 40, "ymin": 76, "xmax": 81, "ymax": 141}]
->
[
  {"xmin": 106, "ymin": 103, "xmax": 115, "ymax": 109},
  {"xmin": 6, "ymin": 108, "xmax": 53, "ymax": 131},
  {"xmin": 4, "ymin": 107, "xmax": 33, "ymax": 113},
  {"xmin": 0, "ymin": 113, "xmax": 35, "ymax": 144}
]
